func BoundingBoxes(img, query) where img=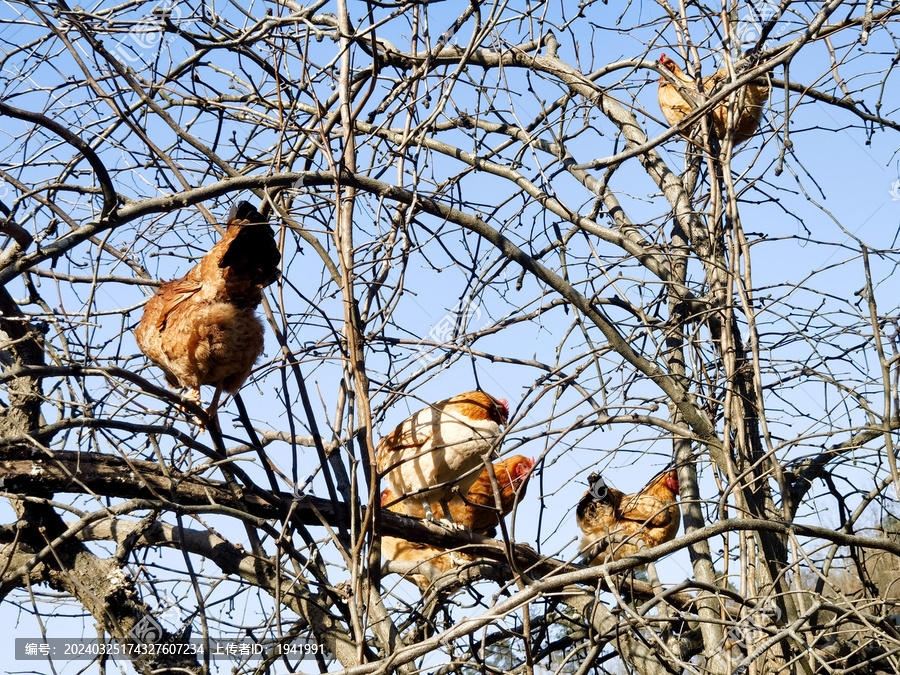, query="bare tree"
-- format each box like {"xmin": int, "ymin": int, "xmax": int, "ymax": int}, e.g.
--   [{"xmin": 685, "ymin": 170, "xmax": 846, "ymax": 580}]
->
[{"xmin": 1, "ymin": 1, "xmax": 900, "ymax": 673}]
